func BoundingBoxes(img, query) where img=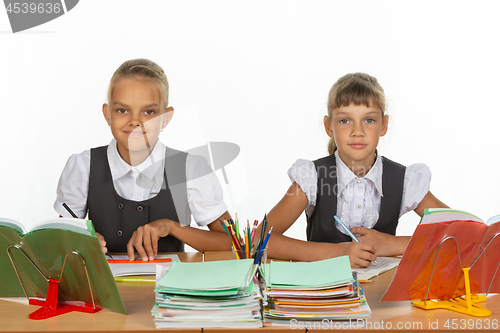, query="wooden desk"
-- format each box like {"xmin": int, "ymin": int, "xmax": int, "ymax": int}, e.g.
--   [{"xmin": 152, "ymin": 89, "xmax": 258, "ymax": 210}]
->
[
  {"xmin": 203, "ymin": 251, "xmax": 235, "ymax": 262},
  {"xmin": 2, "ymin": 252, "xmax": 500, "ymax": 332},
  {"xmin": 330, "ymin": 271, "xmax": 500, "ymax": 333},
  {"xmin": 1, "ymin": 252, "xmax": 202, "ymax": 333}
]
